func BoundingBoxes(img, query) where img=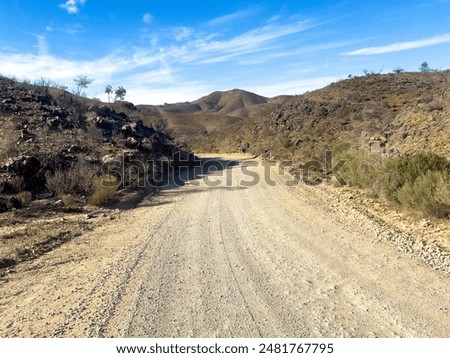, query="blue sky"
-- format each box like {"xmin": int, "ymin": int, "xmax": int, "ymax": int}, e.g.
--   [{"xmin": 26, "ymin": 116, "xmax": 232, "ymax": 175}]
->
[{"xmin": 1, "ymin": 0, "xmax": 450, "ymax": 104}]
